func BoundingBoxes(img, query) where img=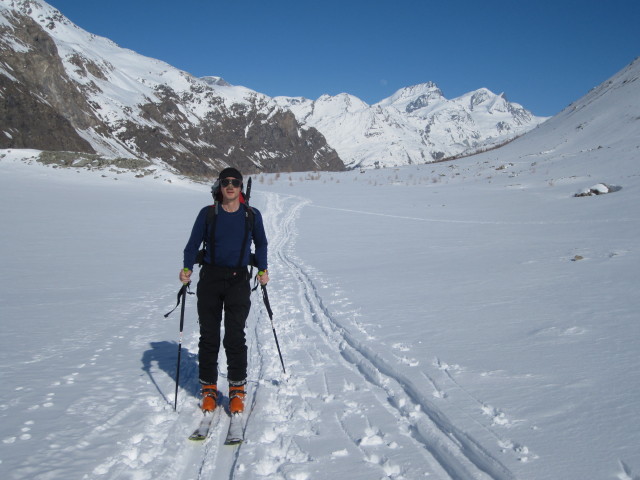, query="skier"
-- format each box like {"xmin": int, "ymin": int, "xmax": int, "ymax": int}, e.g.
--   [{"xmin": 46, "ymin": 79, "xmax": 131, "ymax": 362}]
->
[{"xmin": 180, "ymin": 167, "xmax": 269, "ymax": 414}]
